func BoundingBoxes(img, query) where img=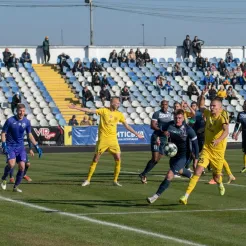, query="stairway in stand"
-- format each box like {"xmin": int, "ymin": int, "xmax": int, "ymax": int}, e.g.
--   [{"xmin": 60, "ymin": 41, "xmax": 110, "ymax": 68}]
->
[{"xmin": 33, "ymin": 64, "xmax": 84, "ymax": 122}]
